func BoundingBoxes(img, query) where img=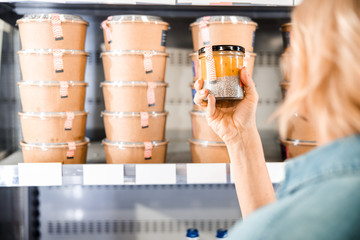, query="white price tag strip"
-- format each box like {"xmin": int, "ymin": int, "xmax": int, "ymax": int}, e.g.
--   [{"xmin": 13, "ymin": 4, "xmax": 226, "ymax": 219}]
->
[
  {"xmin": 18, "ymin": 163, "xmax": 62, "ymax": 186},
  {"xmin": 187, "ymin": 163, "xmax": 227, "ymax": 184},
  {"xmin": 136, "ymin": 164, "xmax": 176, "ymax": 185},
  {"xmin": 266, "ymin": 162, "xmax": 285, "ymax": 183},
  {"xmin": 136, "ymin": 0, "xmax": 175, "ymax": 4},
  {"xmin": 230, "ymin": 164, "xmax": 235, "ymax": 184},
  {"xmin": 83, "ymin": 164, "xmax": 124, "ymax": 185},
  {"xmin": 230, "ymin": 162, "xmax": 286, "ymax": 184}
]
